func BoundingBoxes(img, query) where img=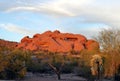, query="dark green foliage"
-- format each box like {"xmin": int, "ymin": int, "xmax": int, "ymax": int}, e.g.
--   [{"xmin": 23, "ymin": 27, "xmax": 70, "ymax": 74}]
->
[
  {"xmin": 61, "ymin": 63, "xmax": 74, "ymax": 73},
  {"xmin": 76, "ymin": 66, "xmax": 95, "ymax": 81},
  {"xmin": 0, "ymin": 49, "xmax": 31, "ymax": 80},
  {"xmin": 27, "ymin": 61, "xmax": 50, "ymax": 73}
]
